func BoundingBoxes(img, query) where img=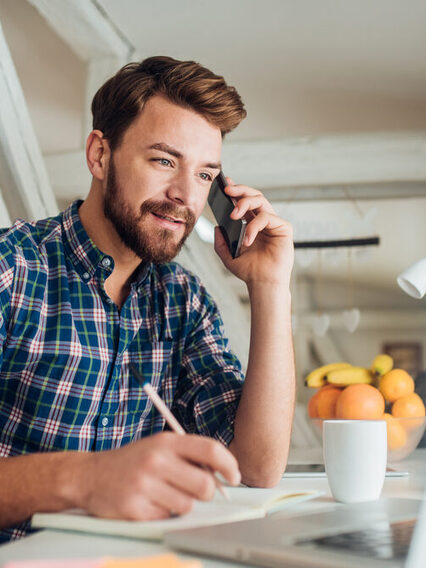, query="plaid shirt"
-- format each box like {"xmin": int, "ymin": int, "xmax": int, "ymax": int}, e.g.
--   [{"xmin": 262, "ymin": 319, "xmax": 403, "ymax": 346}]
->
[{"xmin": 0, "ymin": 200, "xmax": 244, "ymax": 543}]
